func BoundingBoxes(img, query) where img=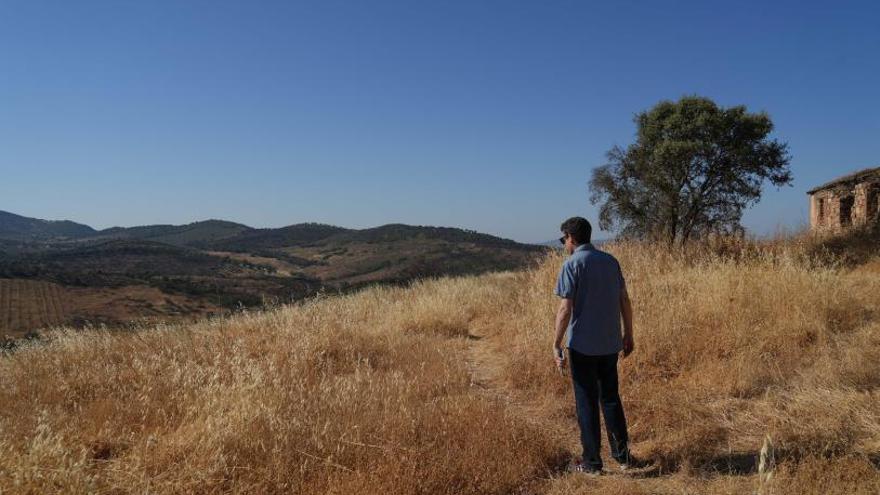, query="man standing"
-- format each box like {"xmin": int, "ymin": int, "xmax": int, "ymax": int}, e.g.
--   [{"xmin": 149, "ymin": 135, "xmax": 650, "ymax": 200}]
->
[{"xmin": 553, "ymin": 216, "xmax": 637, "ymax": 475}]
